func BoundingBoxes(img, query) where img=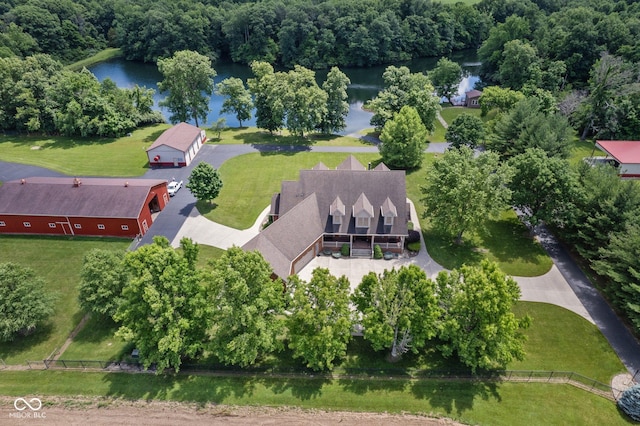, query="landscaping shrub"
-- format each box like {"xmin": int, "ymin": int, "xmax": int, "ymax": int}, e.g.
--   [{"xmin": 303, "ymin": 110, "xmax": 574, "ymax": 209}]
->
[
  {"xmin": 406, "ymin": 230, "xmax": 420, "ymax": 244},
  {"xmin": 341, "ymin": 243, "xmax": 350, "ymax": 257},
  {"xmin": 373, "ymin": 244, "xmax": 383, "ymax": 259},
  {"xmin": 618, "ymin": 384, "xmax": 640, "ymax": 421},
  {"xmin": 407, "ymin": 241, "xmax": 421, "ymax": 252}
]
